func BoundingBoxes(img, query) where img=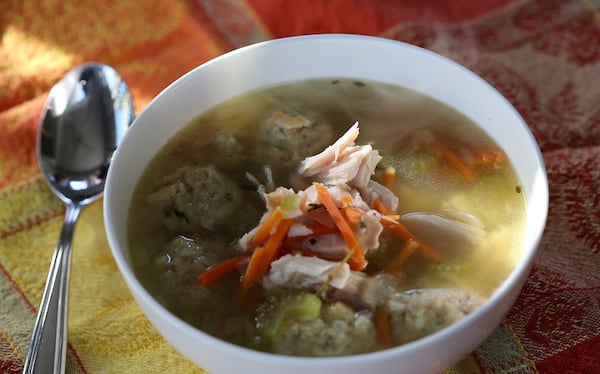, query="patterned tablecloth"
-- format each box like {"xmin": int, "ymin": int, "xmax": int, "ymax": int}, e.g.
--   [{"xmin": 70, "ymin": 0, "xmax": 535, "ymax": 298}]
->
[{"xmin": 1, "ymin": 0, "xmax": 599, "ymax": 373}]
